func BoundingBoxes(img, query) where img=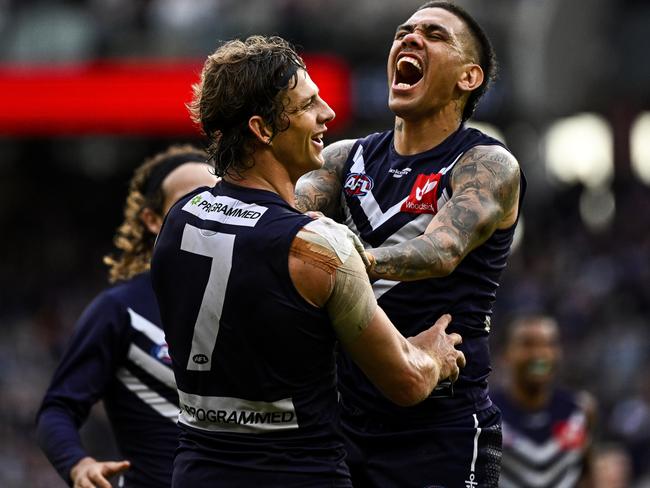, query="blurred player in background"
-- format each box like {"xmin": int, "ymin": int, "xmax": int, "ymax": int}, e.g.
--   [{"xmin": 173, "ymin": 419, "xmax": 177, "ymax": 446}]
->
[
  {"xmin": 491, "ymin": 315, "xmax": 597, "ymax": 488},
  {"xmin": 593, "ymin": 444, "xmax": 632, "ymax": 488},
  {"xmin": 36, "ymin": 145, "xmax": 218, "ymax": 488},
  {"xmin": 152, "ymin": 35, "xmax": 465, "ymax": 487},
  {"xmin": 295, "ymin": 1, "xmax": 524, "ymax": 486}
]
